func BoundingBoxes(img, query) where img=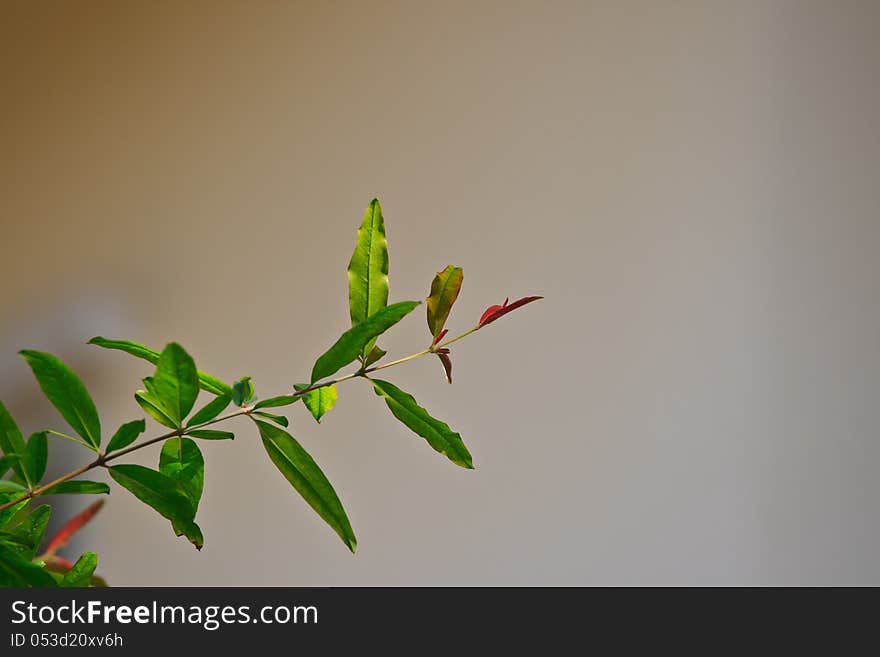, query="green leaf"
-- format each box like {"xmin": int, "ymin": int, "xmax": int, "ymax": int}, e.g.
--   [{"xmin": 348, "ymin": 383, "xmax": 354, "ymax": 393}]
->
[
  {"xmin": 61, "ymin": 552, "xmax": 98, "ymax": 587},
  {"xmin": 371, "ymin": 378, "xmax": 474, "ymax": 469},
  {"xmin": 151, "ymin": 343, "xmax": 199, "ymax": 427},
  {"xmin": 106, "ymin": 419, "xmax": 146, "ymax": 453},
  {"xmin": 426, "ymin": 265, "xmax": 464, "ymax": 338},
  {"xmin": 348, "ymin": 198, "xmax": 390, "ymax": 360},
  {"xmin": 311, "ymin": 301, "xmax": 420, "ymax": 383},
  {"xmin": 0, "ymin": 401, "xmax": 28, "ymax": 481},
  {"xmin": 0, "ymin": 481, "xmax": 27, "ymax": 493},
  {"xmin": 186, "ymin": 393, "xmax": 231, "ymax": 427},
  {"xmin": 171, "ymin": 518, "xmax": 204, "ymax": 550},
  {"xmin": 252, "ymin": 411, "xmax": 289, "ymax": 427},
  {"xmin": 88, "ymin": 337, "xmax": 231, "ymax": 396},
  {"xmin": 42, "ymin": 481, "xmax": 110, "ymax": 496},
  {"xmin": 159, "ymin": 438, "xmax": 205, "ymax": 550},
  {"xmin": 135, "ymin": 391, "xmax": 178, "ymax": 429},
  {"xmin": 19, "ymin": 351, "xmax": 101, "ymax": 450},
  {"xmin": 0, "ymin": 493, "xmax": 29, "ymax": 529},
  {"xmin": 22, "ymin": 432, "xmax": 48, "ymax": 486},
  {"xmin": 6, "ymin": 504, "xmax": 51, "ymax": 559},
  {"xmin": 254, "ymin": 419, "xmax": 356, "ymax": 552},
  {"xmin": 159, "ymin": 438, "xmax": 203, "ymax": 508},
  {"xmin": 0, "ymin": 548, "xmax": 57, "ymax": 587},
  {"xmin": 294, "ymin": 384, "xmax": 338, "ymax": 423},
  {"xmin": 108, "ymin": 465, "xmax": 195, "ymax": 535},
  {"xmin": 232, "ymin": 376, "xmax": 255, "ymax": 407},
  {"xmin": 0, "ymin": 454, "xmax": 20, "ymax": 478},
  {"xmin": 186, "ymin": 429, "xmax": 235, "ymax": 440},
  {"xmin": 254, "ymin": 395, "xmax": 300, "ymax": 410}
]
